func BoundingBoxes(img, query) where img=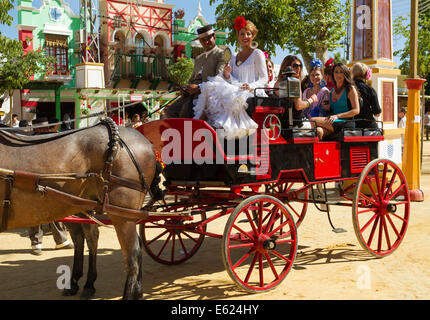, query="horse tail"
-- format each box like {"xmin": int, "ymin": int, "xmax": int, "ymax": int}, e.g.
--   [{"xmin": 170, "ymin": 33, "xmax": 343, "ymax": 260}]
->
[{"xmin": 149, "ymin": 161, "xmax": 165, "ymax": 202}]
